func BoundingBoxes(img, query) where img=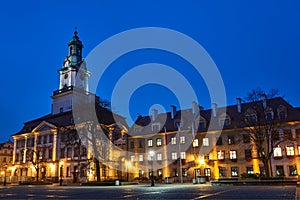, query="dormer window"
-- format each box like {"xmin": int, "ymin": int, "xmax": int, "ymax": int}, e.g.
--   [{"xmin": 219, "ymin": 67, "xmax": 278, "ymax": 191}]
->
[
  {"xmin": 219, "ymin": 114, "xmax": 231, "ymax": 127},
  {"xmin": 152, "ymin": 124, "xmax": 160, "ymax": 132}
]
